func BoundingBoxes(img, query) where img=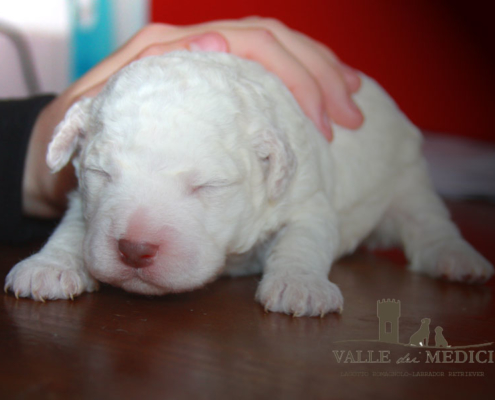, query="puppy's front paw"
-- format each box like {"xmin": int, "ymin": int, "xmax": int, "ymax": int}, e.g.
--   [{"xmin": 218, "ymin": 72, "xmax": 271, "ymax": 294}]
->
[
  {"xmin": 255, "ymin": 272, "xmax": 343, "ymax": 317},
  {"xmin": 5, "ymin": 253, "xmax": 99, "ymax": 301},
  {"xmin": 411, "ymin": 239, "xmax": 494, "ymax": 284}
]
